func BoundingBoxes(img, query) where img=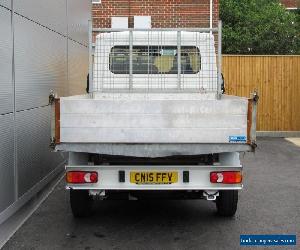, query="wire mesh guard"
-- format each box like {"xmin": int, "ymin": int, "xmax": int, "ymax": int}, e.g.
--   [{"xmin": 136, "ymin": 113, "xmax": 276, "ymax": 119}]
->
[{"xmin": 90, "ymin": 27, "xmax": 221, "ymax": 93}]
